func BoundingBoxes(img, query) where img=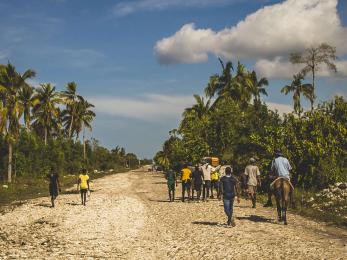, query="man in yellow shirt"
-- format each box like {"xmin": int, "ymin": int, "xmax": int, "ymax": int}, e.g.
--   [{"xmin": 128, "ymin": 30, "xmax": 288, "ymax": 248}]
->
[
  {"xmin": 77, "ymin": 169, "xmax": 90, "ymax": 206},
  {"xmin": 181, "ymin": 164, "xmax": 192, "ymax": 202}
]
